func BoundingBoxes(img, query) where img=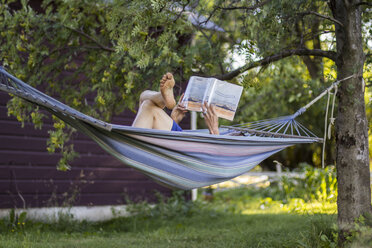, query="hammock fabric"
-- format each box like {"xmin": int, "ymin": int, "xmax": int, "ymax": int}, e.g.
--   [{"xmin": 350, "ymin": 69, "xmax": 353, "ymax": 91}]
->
[{"xmin": 0, "ymin": 67, "xmax": 320, "ymax": 190}]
